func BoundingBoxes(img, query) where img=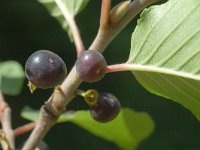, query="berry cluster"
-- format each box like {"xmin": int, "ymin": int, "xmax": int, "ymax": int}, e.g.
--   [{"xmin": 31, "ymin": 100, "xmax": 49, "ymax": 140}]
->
[{"xmin": 25, "ymin": 50, "xmax": 121, "ymax": 122}]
